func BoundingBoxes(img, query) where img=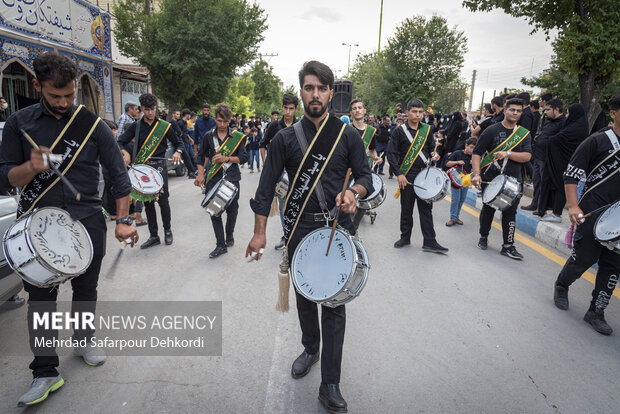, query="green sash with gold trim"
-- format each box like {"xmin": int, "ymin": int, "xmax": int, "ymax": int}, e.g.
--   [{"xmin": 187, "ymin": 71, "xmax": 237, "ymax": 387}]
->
[
  {"xmin": 361, "ymin": 125, "xmax": 376, "ymax": 151},
  {"xmin": 400, "ymin": 122, "xmax": 430, "ymax": 175},
  {"xmin": 135, "ymin": 119, "xmax": 170, "ymax": 164},
  {"xmin": 206, "ymin": 130, "xmax": 246, "ymax": 183},
  {"xmin": 480, "ymin": 126, "xmax": 530, "ymax": 169}
]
